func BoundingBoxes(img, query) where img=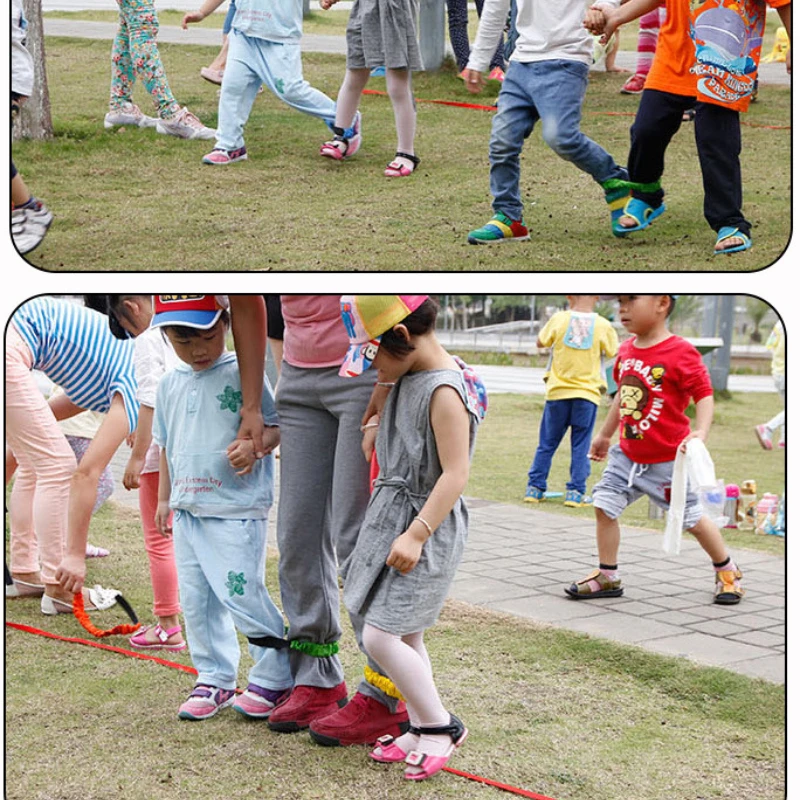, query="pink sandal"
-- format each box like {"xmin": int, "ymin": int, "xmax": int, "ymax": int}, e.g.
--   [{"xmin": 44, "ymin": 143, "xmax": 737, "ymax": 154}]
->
[
  {"xmin": 129, "ymin": 623, "xmax": 186, "ymax": 652},
  {"xmin": 320, "ymin": 113, "xmax": 362, "ymax": 161},
  {"xmin": 384, "ymin": 151, "xmax": 420, "ymax": 178},
  {"xmin": 370, "ymin": 733, "xmax": 415, "ymax": 763},
  {"xmin": 403, "ymin": 715, "xmax": 468, "ymax": 781}
]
